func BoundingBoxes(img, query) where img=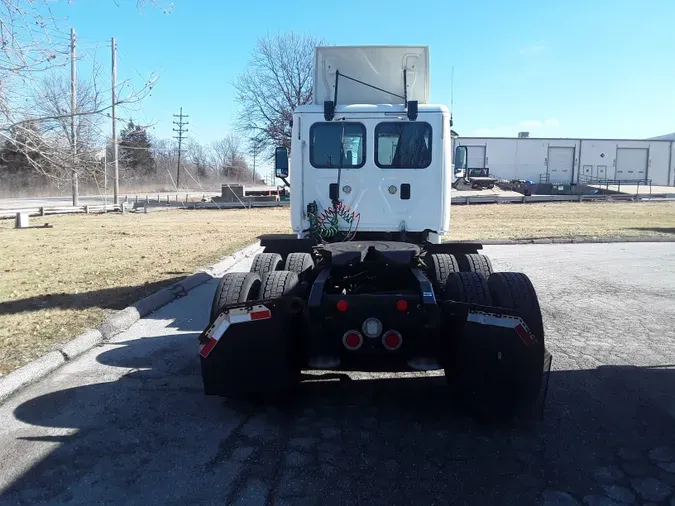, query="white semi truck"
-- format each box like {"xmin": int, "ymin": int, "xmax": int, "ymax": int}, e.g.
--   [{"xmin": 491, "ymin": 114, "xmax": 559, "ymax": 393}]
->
[{"xmin": 199, "ymin": 46, "xmax": 550, "ymax": 417}]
